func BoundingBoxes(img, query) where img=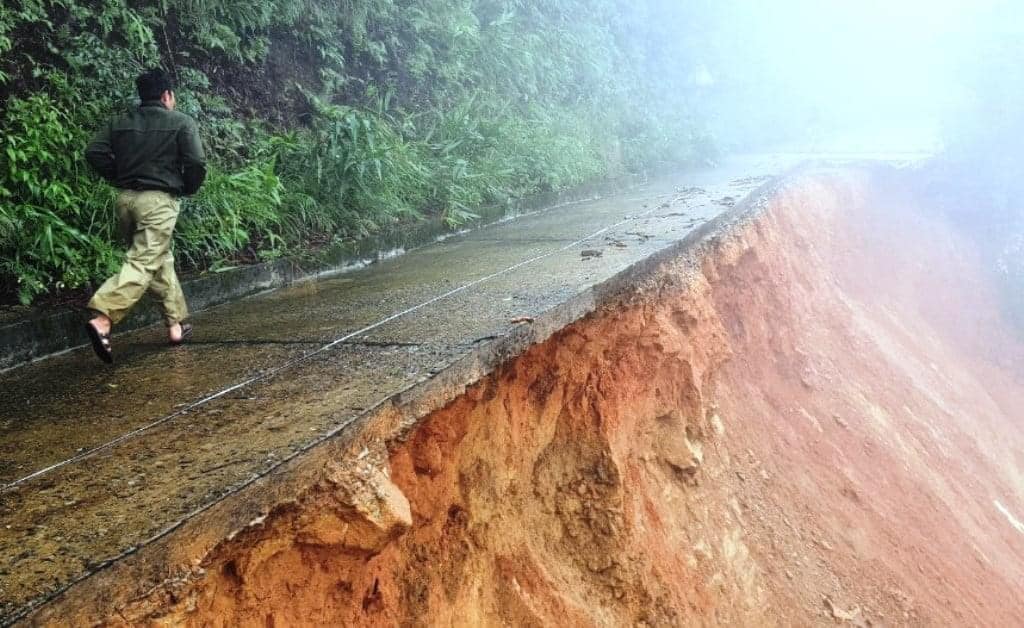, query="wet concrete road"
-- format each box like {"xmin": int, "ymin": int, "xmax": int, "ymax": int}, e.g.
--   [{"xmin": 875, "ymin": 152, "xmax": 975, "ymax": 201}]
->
[{"xmin": 0, "ymin": 155, "xmax": 802, "ymax": 621}]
